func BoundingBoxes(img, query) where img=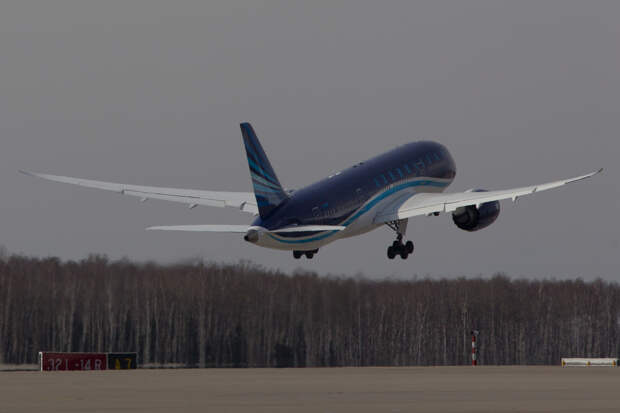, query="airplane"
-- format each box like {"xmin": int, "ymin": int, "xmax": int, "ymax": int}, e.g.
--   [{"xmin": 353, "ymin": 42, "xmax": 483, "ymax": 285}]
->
[{"xmin": 21, "ymin": 122, "xmax": 602, "ymax": 260}]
